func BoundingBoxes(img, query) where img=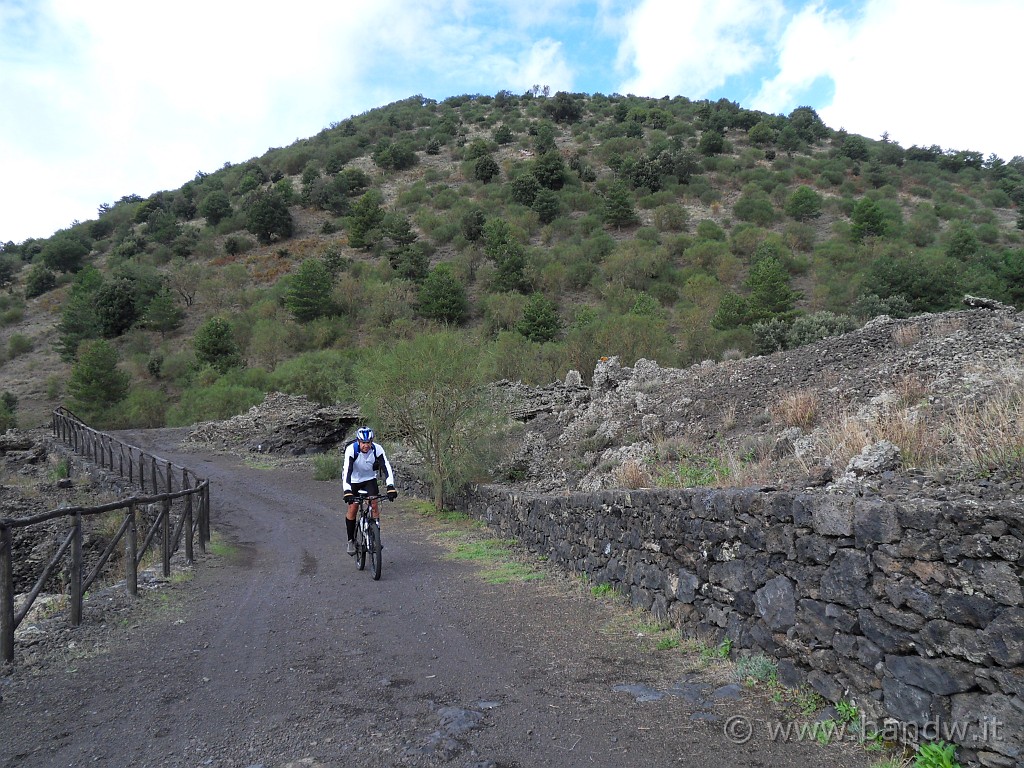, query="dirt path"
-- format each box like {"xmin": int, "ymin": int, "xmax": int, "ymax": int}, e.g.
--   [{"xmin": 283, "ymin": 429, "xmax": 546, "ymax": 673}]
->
[{"xmin": 0, "ymin": 431, "xmax": 876, "ymax": 768}]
